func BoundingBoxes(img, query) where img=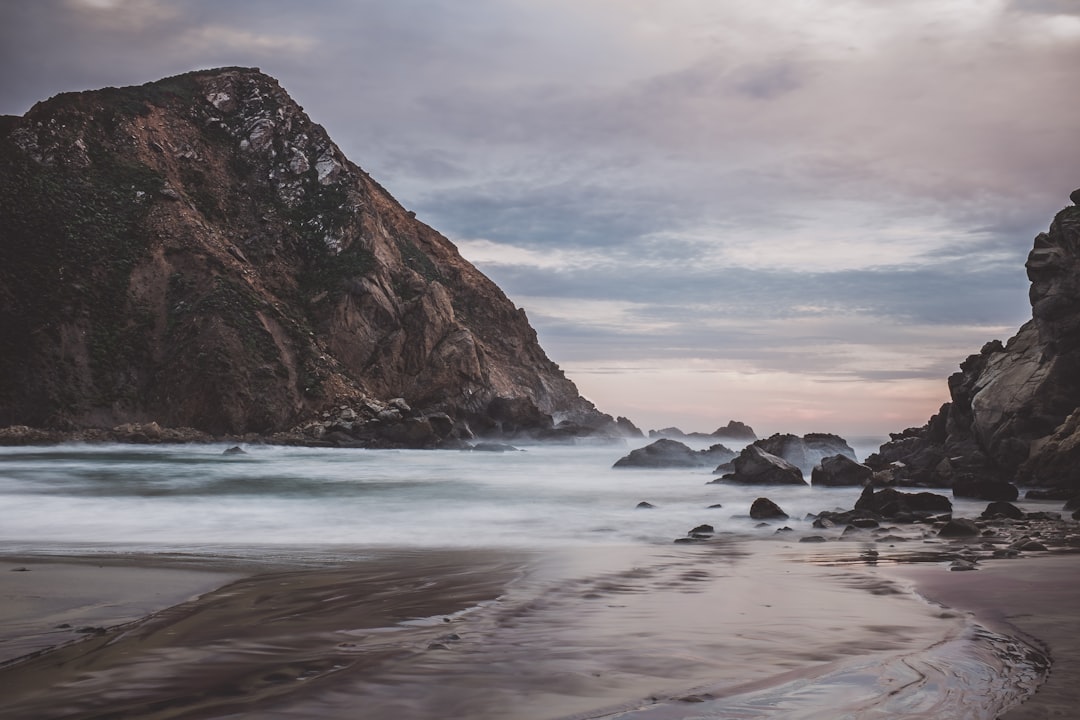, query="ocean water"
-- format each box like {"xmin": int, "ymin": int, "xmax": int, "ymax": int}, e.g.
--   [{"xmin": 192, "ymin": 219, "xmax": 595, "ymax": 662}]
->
[
  {"xmin": 0, "ymin": 439, "xmax": 1048, "ymax": 719},
  {"xmin": 0, "ymin": 437, "xmax": 913, "ymax": 556}
]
